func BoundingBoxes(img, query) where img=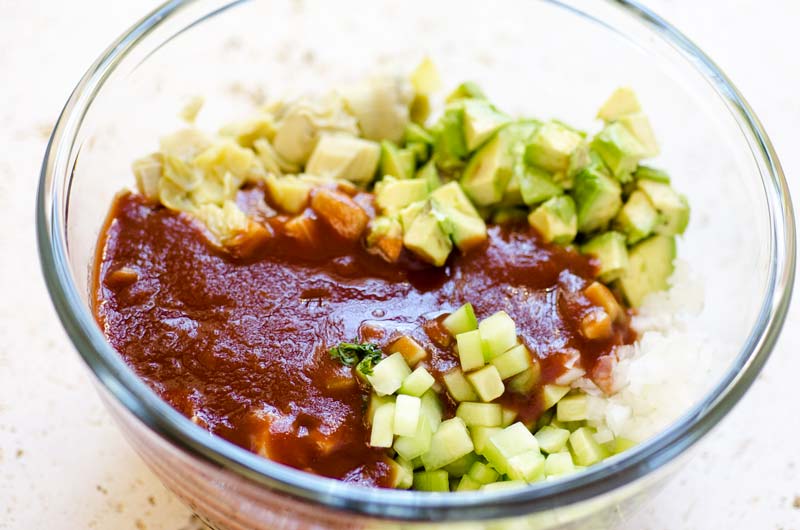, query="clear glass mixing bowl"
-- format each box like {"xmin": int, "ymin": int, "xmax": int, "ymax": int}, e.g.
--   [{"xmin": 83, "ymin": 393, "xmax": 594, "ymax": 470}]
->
[{"xmin": 37, "ymin": 0, "xmax": 795, "ymax": 528}]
